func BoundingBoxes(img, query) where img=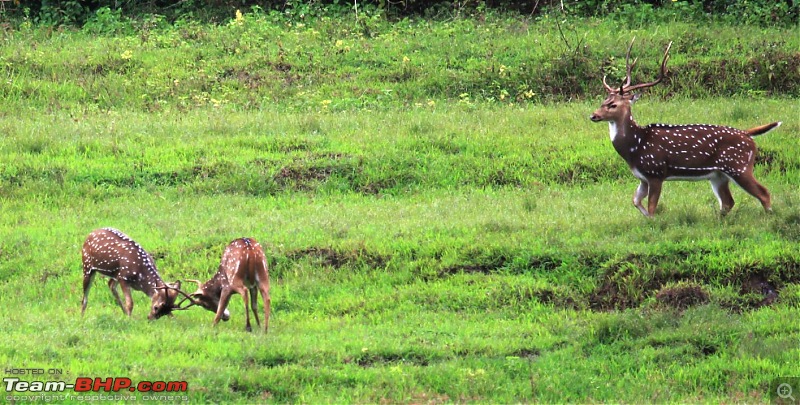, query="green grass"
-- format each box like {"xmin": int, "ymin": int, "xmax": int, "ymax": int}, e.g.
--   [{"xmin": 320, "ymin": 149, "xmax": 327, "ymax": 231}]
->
[
  {"xmin": 1, "ymin": 12, "xmax": 798, "ymax": 114},
  {"xmin": 1, "ymin": 98, "xmax": 798, "ymax": 403},
  {"xmin": 0, "ymin": 12, "xmax": 799, "ymax": 404}
]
